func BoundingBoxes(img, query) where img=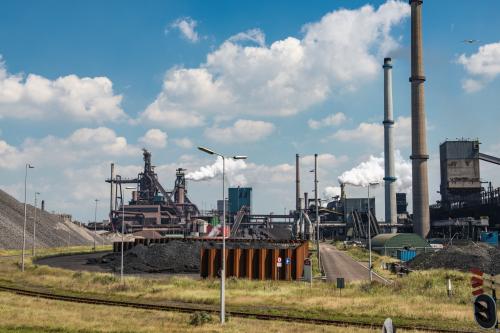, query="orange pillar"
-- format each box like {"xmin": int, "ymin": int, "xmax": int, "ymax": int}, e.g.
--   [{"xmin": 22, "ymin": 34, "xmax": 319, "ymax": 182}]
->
[
  {"xmin": 271, "ymin": 248, "xmax": 279, "ymax": 280},
  {"xmin": 259, "ymin": 249, "xmax": 267, "ymax": 280},
  {"xmin": 208, "ymin": 248, "xmax": 216, "ymax": 278},
  {"xmin": 234, "ymin": 248, "xmax": 241, "ymax": 277},
  {"xmin": 285, "ymin": 248, "xmax": 292, "ymax": 281},
  {"xmin": 247, "ymin": 249, "xmax": 254, "ymax": 279}
]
